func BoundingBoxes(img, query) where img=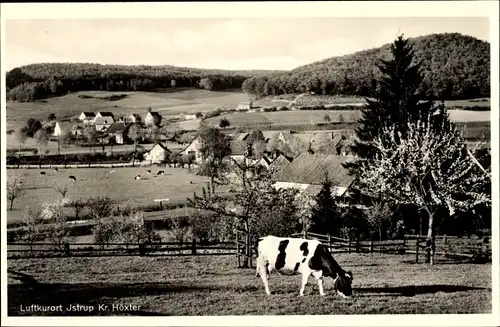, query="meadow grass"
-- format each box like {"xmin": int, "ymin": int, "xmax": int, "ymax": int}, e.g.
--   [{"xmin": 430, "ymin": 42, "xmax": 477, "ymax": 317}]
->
[
  {"xmin": 7, "ymin": 253, "xmax": 491, "ymax": 316},
  {"xmin": 6, "ymin": 89, "xmax": 249, "ymax": 130},
  {"xmin": 6, "ymin": 167, "xmax": 220, "ymax": 223}
]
